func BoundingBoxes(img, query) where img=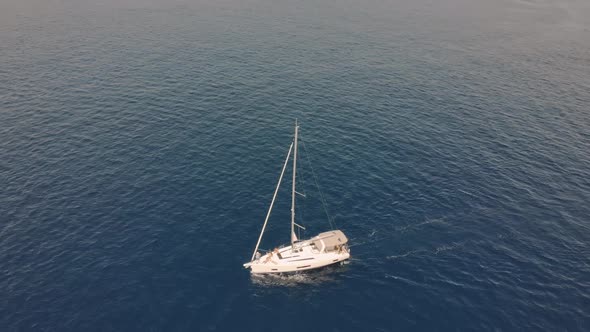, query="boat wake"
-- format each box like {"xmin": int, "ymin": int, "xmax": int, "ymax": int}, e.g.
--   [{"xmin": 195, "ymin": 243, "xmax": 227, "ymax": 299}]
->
[
  {"xmin": 249, "ymin": 264, "xmax": 347, "ymax": 287},
  {"xmin": 386, "ymin": 241, "xmax": 467, "ymax": 260},
  {"xmin": 394, "ymin": 217, "xmax": 448, "ymax": 233},
  {"xmin": 348, "ymin": 217, "xmax": 450, "ymax": 250}
]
